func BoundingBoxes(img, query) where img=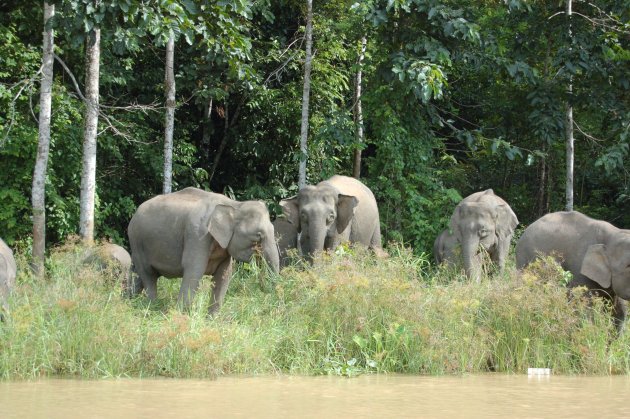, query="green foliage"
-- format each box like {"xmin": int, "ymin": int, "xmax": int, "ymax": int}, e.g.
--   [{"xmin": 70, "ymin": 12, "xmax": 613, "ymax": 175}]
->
[
  {"xmin": 1, "ymin": 245, "xmax": 628, "ymax": 379},
  {"xmin": 1, "ymin": 0, "xmax": 629, "ymax": 251}
]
